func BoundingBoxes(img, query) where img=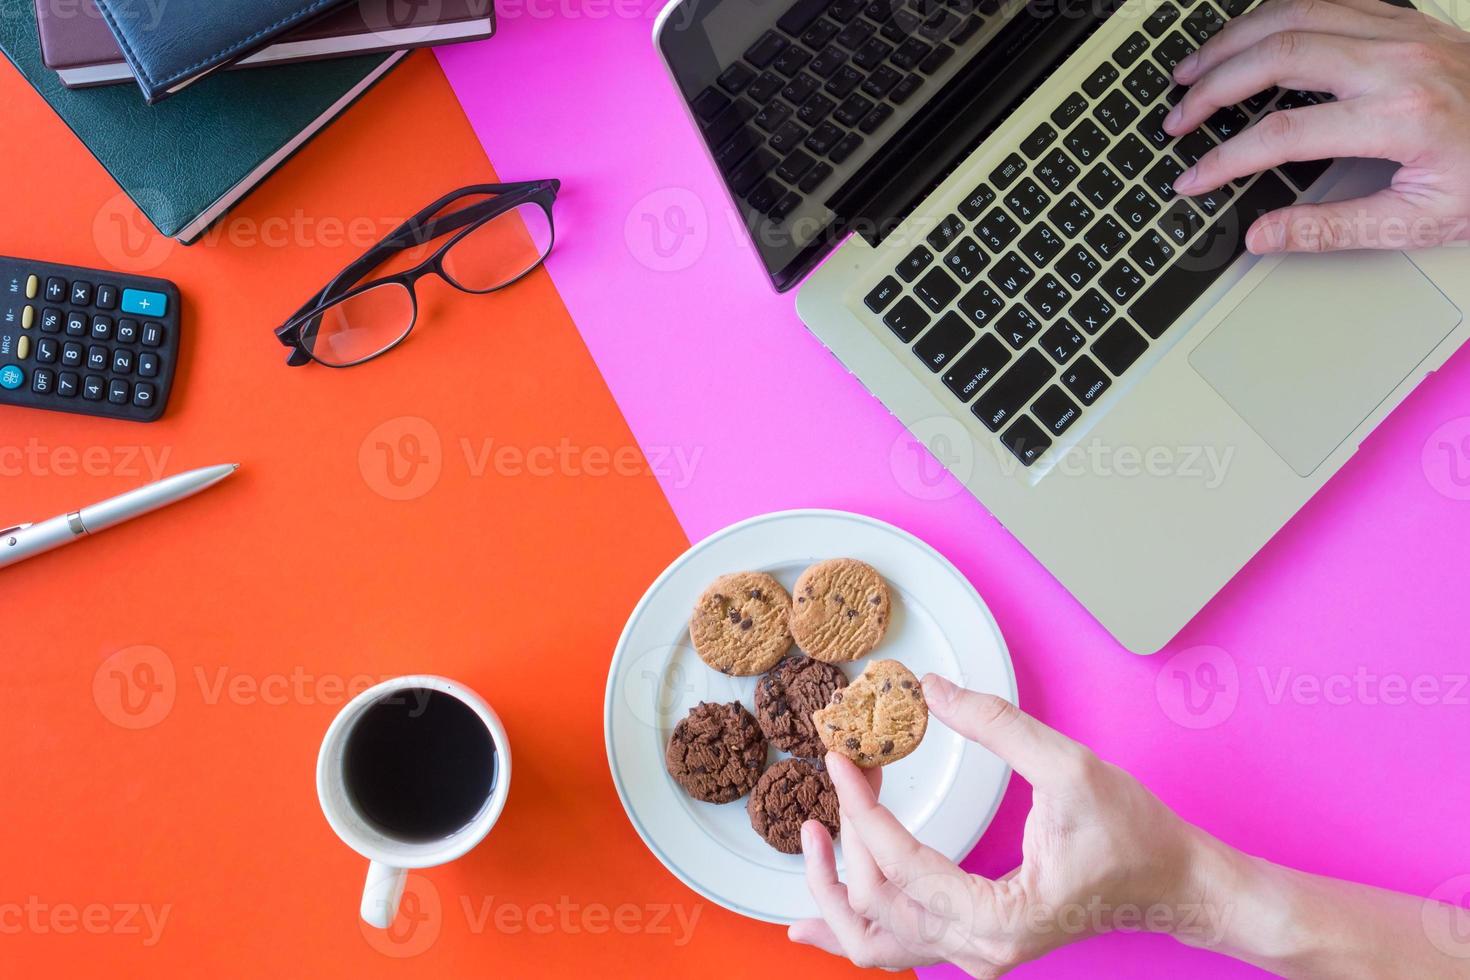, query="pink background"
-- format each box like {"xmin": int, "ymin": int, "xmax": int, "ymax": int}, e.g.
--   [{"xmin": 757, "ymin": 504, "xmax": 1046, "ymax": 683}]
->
[{"xmin": 437, "ymin": 9, "xmax": 1470, "ymax": 977}]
